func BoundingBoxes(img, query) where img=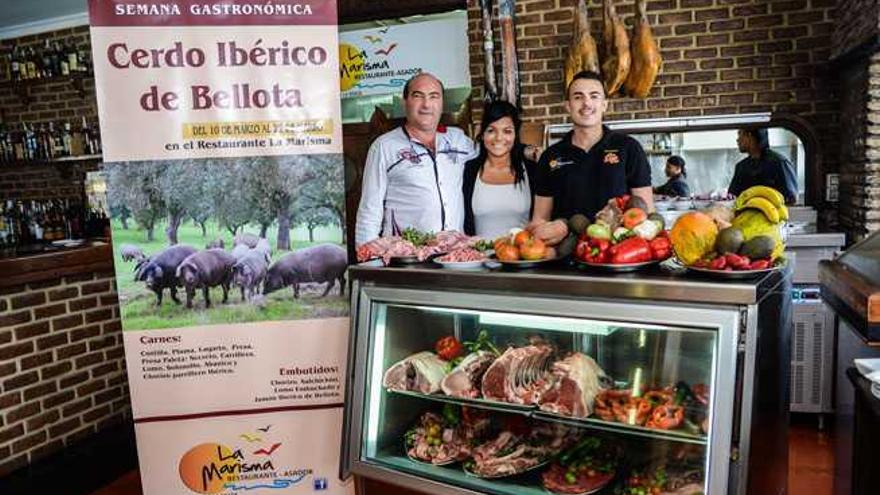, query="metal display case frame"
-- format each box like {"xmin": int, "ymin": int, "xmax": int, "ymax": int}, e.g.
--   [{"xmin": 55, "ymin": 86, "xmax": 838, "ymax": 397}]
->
[{"xmin": 341, "ymin": 265, "xmax": 792, "ymax": 495}]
